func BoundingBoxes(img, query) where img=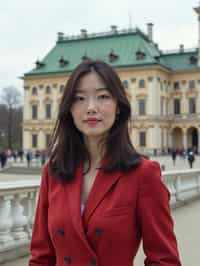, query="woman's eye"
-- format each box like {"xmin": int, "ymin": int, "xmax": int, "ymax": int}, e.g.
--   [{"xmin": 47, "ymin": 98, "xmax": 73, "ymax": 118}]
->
[
  {"xmin": 75, "ymin": 96, "xmax": 84, "ymax": 101},
  {"xmin": 99, "ymin": 94, "xmax": 110, "ymax": 99}
]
